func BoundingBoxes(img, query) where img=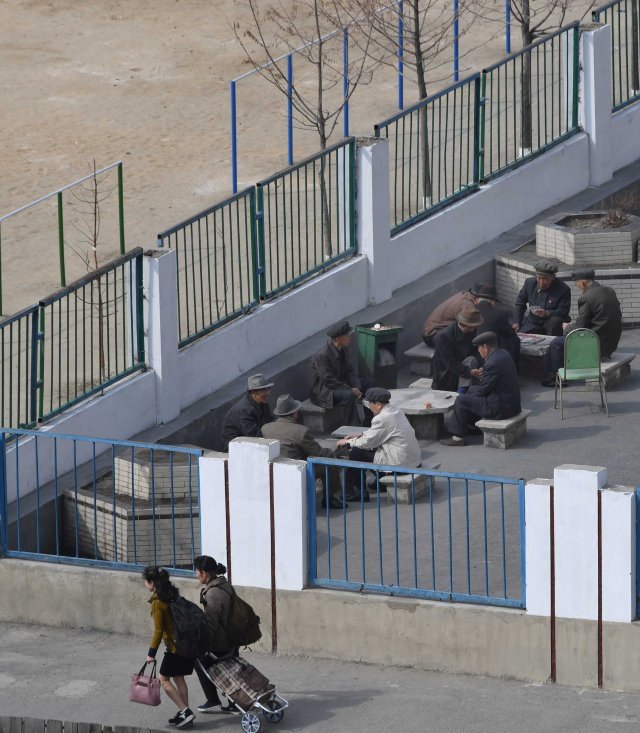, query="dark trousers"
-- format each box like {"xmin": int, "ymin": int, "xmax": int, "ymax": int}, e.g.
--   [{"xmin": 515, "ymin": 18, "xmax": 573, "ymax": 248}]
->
[
  {"xmin": 196, "ymin": 656, "xmax": 221, "ymax": 706},
  {"xmin": 547, "ymin": 335, "xmax": 565, "ymax": 374},
  {"xmin": 450, "ymin": 394, "xmax": 518, "ymax": 436},
  {"xmin": 422, "ymin": 335, "xmax": 435, "ymax": 348},
  {"xmin": 333, "ymin": 378, "xmax": 375, "ymax": 426},
  {"xmin": 345, "ymin": 446, "xmax": 375, "ymax": 495},
  {"xmin": 521, "ymin": 316, "xmax": 565, "ymax": 336}
]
